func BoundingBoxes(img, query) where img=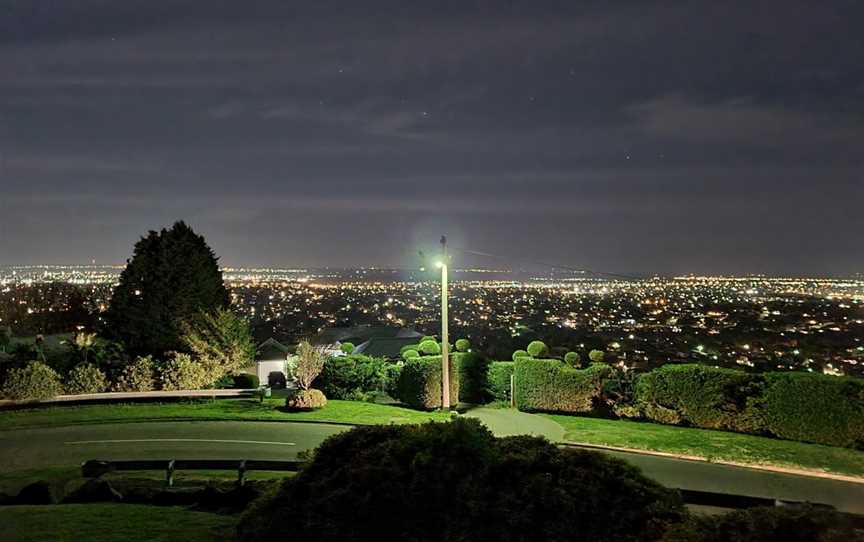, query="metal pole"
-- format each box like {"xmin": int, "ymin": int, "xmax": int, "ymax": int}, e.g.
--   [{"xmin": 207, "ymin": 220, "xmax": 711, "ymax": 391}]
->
[{"xmin": 440, "ymin": 236, "xmax": 450, "ymax": 410}]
